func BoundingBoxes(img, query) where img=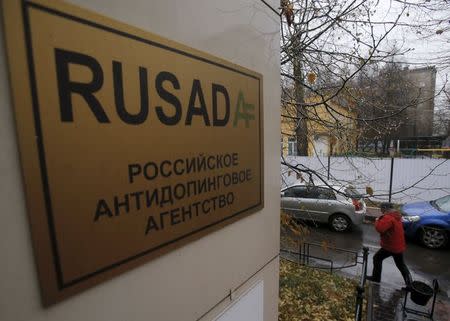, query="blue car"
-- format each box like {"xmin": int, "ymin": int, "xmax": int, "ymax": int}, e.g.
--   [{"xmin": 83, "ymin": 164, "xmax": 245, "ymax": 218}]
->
[{"xmin": 401, "ymin": 195, "xmax": 450, "ymax": 249}]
